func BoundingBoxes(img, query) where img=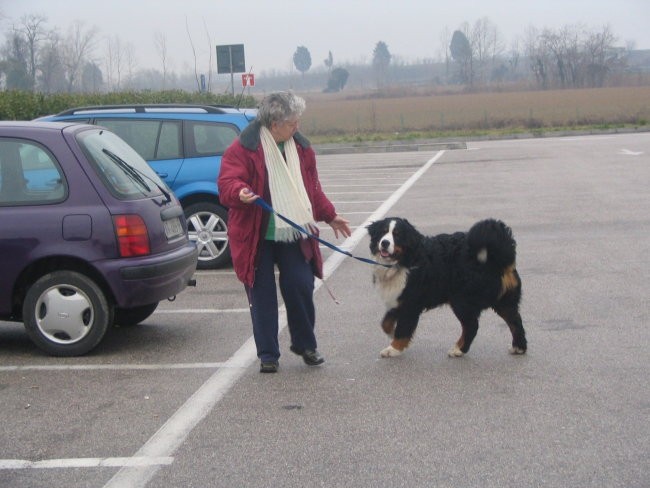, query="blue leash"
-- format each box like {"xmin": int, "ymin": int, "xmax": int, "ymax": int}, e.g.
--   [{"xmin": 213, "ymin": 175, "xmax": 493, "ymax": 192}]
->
[{"xmin": 254, "ymin": 197, "xmax": 390, "ymax": 268}]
